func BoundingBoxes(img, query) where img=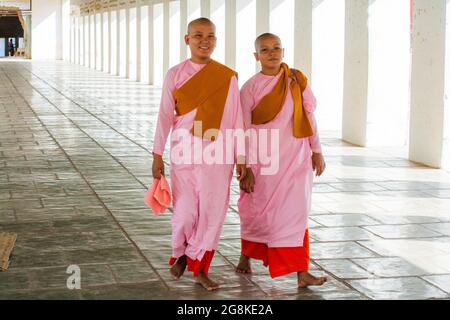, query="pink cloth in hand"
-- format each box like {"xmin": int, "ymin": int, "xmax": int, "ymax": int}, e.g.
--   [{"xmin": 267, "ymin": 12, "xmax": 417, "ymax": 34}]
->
[{"xmin": 144, "ymin": 176, "xmax": 172, "ymax": 215}]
